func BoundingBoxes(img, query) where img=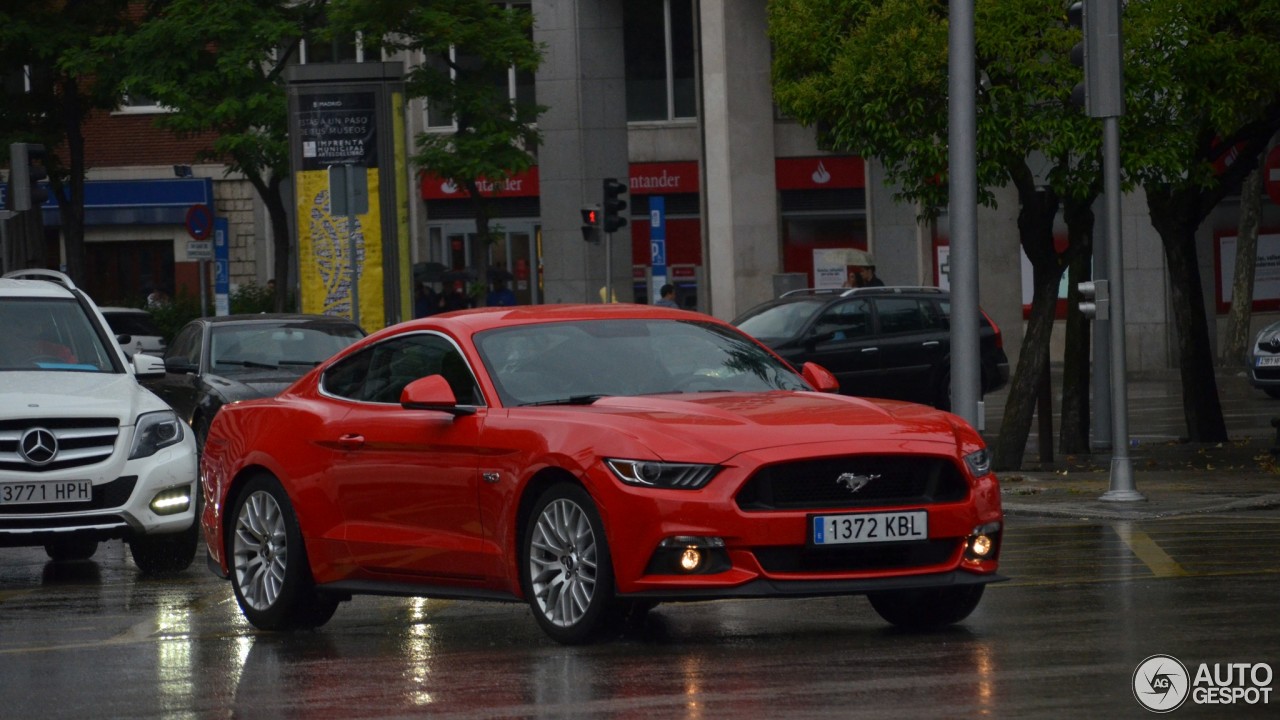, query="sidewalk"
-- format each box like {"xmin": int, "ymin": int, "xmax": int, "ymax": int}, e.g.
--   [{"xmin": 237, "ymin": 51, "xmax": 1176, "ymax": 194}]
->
[
  {"xmin": 998, "ymin": 437, "xmax": 1280, "ymax": 520},
  {"xmin": 984, "ymin": 369, "xmax": 1280, "ymax": 520}
]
